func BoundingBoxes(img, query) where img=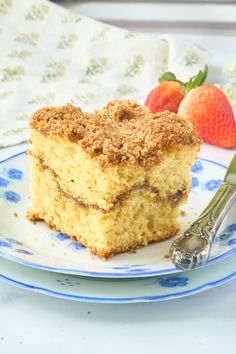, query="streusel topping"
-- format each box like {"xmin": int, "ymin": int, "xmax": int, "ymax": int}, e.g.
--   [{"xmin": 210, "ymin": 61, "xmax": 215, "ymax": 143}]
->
[{"xmin": 30, "ymin": 100, "xmax": 201, "ymax": 168}]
